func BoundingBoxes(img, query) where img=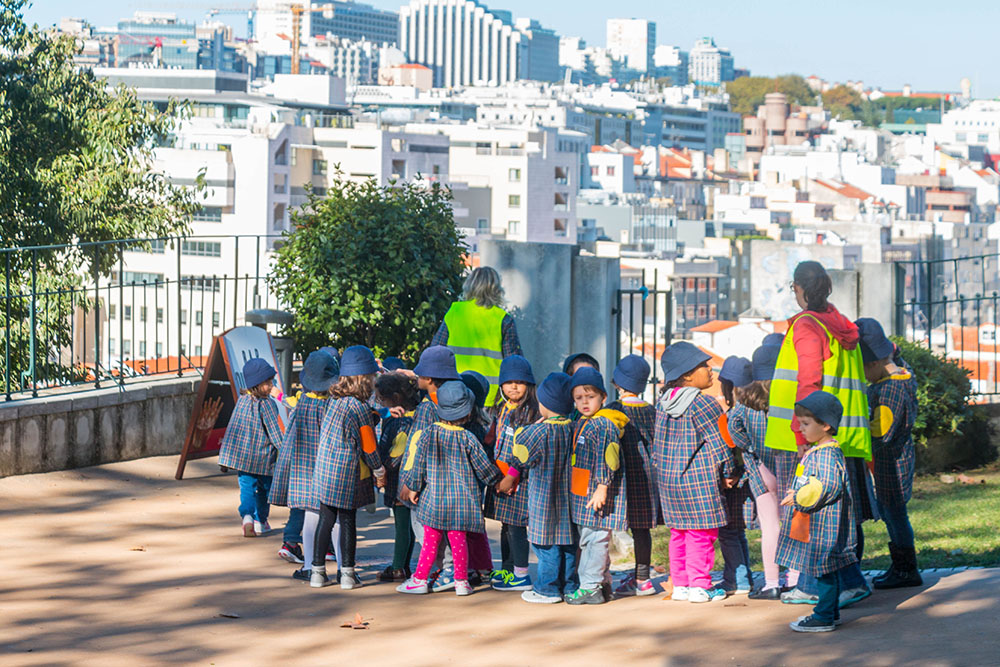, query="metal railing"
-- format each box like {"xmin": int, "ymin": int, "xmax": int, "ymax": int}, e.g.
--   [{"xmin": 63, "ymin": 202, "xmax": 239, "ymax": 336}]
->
[
  {"xmin": 616, "ymin": 268, "xmax": 673, "ymax": 401},
  {"xmin": 2, "ymin": 235, "xmax": 283, "ymax": 401}
]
